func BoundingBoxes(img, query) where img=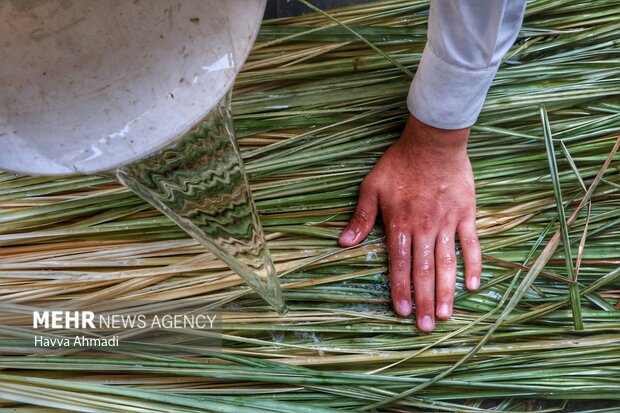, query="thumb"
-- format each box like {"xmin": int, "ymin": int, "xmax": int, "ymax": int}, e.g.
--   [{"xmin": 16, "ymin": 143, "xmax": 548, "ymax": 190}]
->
[{"xmin": 339, "ymin": 181, "xmax": 378, "ymax": 247}]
